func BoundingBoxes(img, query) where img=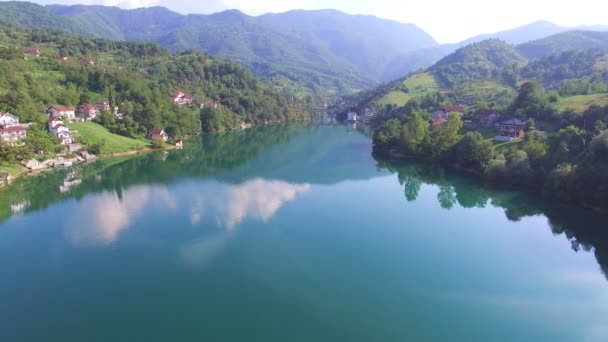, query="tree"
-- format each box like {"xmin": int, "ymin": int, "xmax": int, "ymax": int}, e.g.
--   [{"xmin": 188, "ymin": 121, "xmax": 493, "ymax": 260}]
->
[
  {"xmin": 401, "ymin": 111, "xmax": 429, "ymax": 153},
  {"xmin": 454, "ymin": 132, "xmax": 494, "ymax": 171},
  {"xmin": 373, "ymin": 119, "xmax": 403, "ymax": 149},
  {"xmin": 430, "ymin": 112, "xmax": 463, "ymax": 158}
]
